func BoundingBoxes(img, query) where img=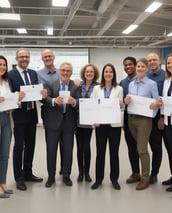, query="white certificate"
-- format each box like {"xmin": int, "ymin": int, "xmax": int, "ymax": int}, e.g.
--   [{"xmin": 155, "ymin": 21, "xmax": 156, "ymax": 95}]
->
[
  {"xmin": 161, "ymin": 97, "xmax": 172, "ymax": 116},
  {"xmin": 20, "ymin": 84, "xmax": 43, "ymax": 102},
  {"xmin": 59, "ymin": 90, "xmax": 70, "ymax": 104},
  {"xmin": 0, "ymin": 92, "xmax": 19, "ymax": 111},
  {"xmin": 79, "ymin": 98, "xmax": 121, "ymax": 125},
  {"xmin": 127, "ymin": 95, "xmax": 158, "ymax": 118}
]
